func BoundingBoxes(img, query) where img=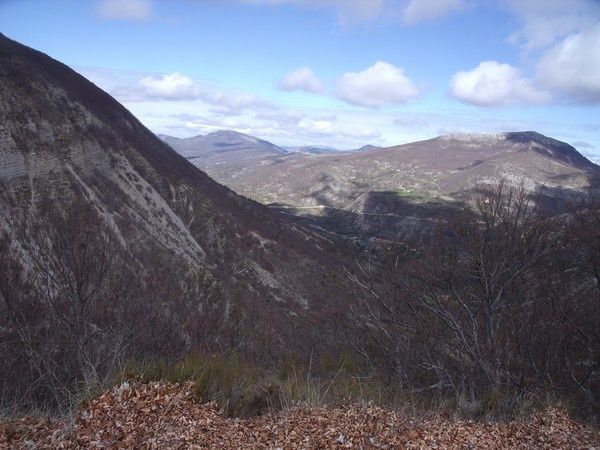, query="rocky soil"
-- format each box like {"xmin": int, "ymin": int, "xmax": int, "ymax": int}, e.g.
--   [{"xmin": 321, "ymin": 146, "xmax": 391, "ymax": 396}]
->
[{"xmin": 2, "ymin": 382, "xmax": 598, "ymax": 449}]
